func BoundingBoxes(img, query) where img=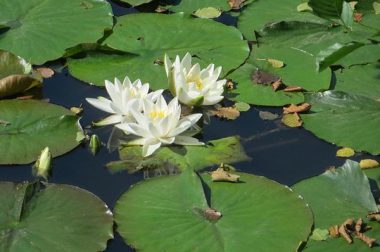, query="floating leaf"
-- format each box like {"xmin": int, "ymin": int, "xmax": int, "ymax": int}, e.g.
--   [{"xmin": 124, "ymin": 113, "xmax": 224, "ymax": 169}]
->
[
  {"xmin": 167, "ymin": 0, "xmax": 230, "ymax": 14},
  {"xmin": 234, "ymin": 101, "xmax": 250, "ymax": 112},
  {"xmin": 114, "ymin": 170, "xmax": 313, "ymax": 252},
  {"xmin": 294, "ymin": 160, "xmax": 380, "ymax": 251},
  {"xmin": 335, "ymin": 44, "xmax": 380, "ymax": 67},
  {"xmin": 35, "ymin": 67, "xmax": 54, "ymax": 78},
  {"xmin": 283, "ymin": 103, "xmax": 311, "ymax": 114},
  {"xmin": 0, "ymin": 0, "xmax": 113, "ymax": 64},
  {"xmin": 297, "ymin": 2, "xmax": 313, "ymax": 12},
  {"xmin": 310, "ymin": 228, "xmax": 329, "ymax": 241},
  {"xmin": 334, "ymin": 63, "xmax": 380, "ymax": 100},
  {"xmin": 360, "ymin": 159, "xmax": 380, "ymax": 169},
  {"xmin": 0, "ymin": 99, "xmax": 83, "ymax": 164},
  {"xmin": 228, "ymin": 0, "xmax": 247, "ymax": 10},
  {"xmin": 336, "ymin": 147, "xmax": 355, "ymax": 157},
  {"xmin": 210, "ymin": 167, "xmax": 240, "ymax": 182},
  {"xmin": 316, "ymin": 42, "xmax": 364, "ymax": 71},
  {"xmin": 118, "ymin": 0, "xmax": 153, "ymax": 6},
  {"xmin": 227, "ymin": 60, "xmax": 304, "ymax": 106},
  {"xmin": 341, "ymin": 1, "xmax": 354, "ymax": 28},
  {"xmin": 282, "ymin": 113, "xmax": 302, "ymax": 128},
  {"xmin": 0, "ymin": 181, "xmax": 113, "ymax": 251},
  {"xmin": 257, "ymin": 58, "xmax": 284, "ymax": 68},
  {"xmin": 209, "ymin": 106, "xmax": 240, "ymax": 120},
  {"xmin": 301, "ymin": 91, "xmax": 380, "ymax": 155},
  {"xmin": 309, "ymin": 0, "xmax": 343, "ymax": 18},
  {"xmin": 193, "ymin": 7, "xmax": 221, "ymax": 19},
  {"xmin": 238, "ymin": 0, "xmax": 327, "ymax": 40},
  {"xmin": 259, "ymin": 111, "xmax": 280, "ymax": 121},
  {"xmin": 68, "ymin": 13, "xmax": 249, "ymax": 89},
  {"xmin": 0, "ymin": 51, "xmax": 41, "ymax": 98},
  {"xmin": 107, "ymin": 136, "xmax": 250, "ymax": 173}
]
